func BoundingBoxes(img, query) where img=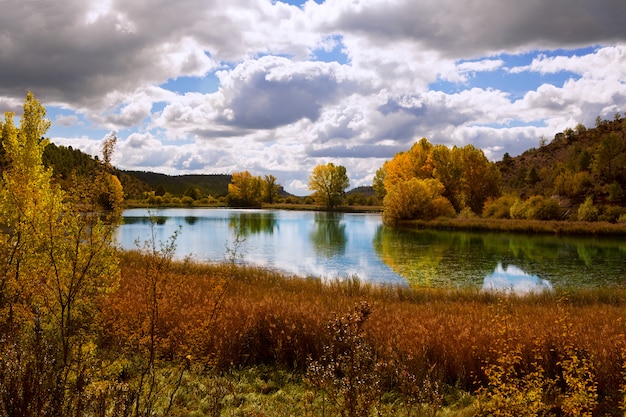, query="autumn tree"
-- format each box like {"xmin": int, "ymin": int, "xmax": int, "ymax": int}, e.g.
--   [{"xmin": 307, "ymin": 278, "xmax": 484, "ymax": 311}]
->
[
  {"xmin": 376, "ymin": 138, "xmax": 500, "ymax": 224},
  {"xmin": 372, "ymin": 164, "xmax": 387, "ymax": 200},
  {"xmin": 228, "ymin": 170, "xmax": 263, "ymax": 207},
  {"xmin": 382, "ymin": 178, "xmax": 455, "ymax": 225},
  {"xmin": 0, "ymin": 92, "xmax": 120, "ymax": 415},
  {"xmin": 262, "ymin": 174, "xmax": 280, "ymax": 204},
  {"xmin": 308, "ymin": 162, "xmax": 350, "ymax": 209}
]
